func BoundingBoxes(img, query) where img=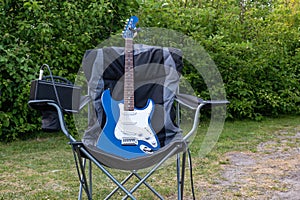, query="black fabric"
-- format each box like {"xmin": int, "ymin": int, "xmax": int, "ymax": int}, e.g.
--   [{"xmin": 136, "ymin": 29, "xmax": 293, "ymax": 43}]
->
[{"xmin": 41, "ymin": 110, "xmax": 60, "ymax": 132}]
